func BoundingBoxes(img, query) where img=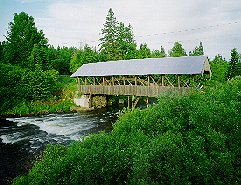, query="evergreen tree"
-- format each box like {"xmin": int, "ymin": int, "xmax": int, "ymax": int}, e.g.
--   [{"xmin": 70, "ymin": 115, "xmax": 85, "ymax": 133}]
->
[
  {"xmin": 169, "ymin": 42, "xmax": 187, "ymax": 57},
  {"xmin": 3, "ymin": 12, "xmax": 48, "ymax": 67},
  {"xmin": 160, "ymin": 46, "xmax": 166, "ymax": 57},
  {"xmin": 117, "ymin": 22, "xmax": 137, "ymax": 59},
  {"xmin": 99, "ymin": 8, "xmax": 120, "ymax": 60},
  {"xmin": 227, "ymin": 48, "xmax": 240, "ymax": 79},
  {"xmin": 99, "ymin": 8, "xmax": 137, "ymax": 60},
  {"xmin": 189, "ymin": 42, "xmax": 204, "ymax": 56}
]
